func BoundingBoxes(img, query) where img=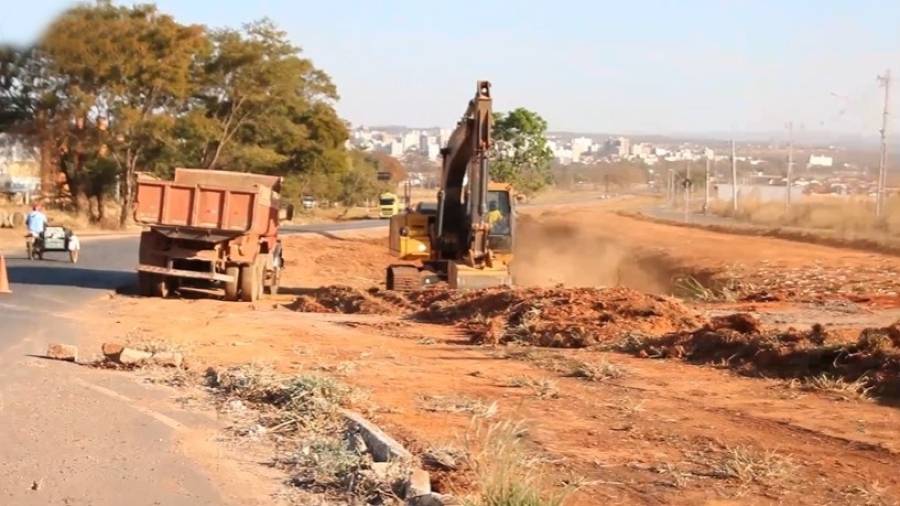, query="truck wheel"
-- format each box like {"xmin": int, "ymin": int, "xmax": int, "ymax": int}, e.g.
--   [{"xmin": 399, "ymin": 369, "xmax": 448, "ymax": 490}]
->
[
  {"xmin": 240, "ymin": 263, "xmax": 261, "ymax": 302},
  {"xmin": 224, "ymin": 265, "xmax": 240, "ymax": 301},
  {"xmin": 154, "ymin": 276, "xmax": 170, "ymax": 298},
  {"xmin": 266, "ymin": 267, "xmax": 281, "ymax": 296},
  {"xmin": 138, "ymin": 272, "xmax": 155, "ymax": 296}
]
